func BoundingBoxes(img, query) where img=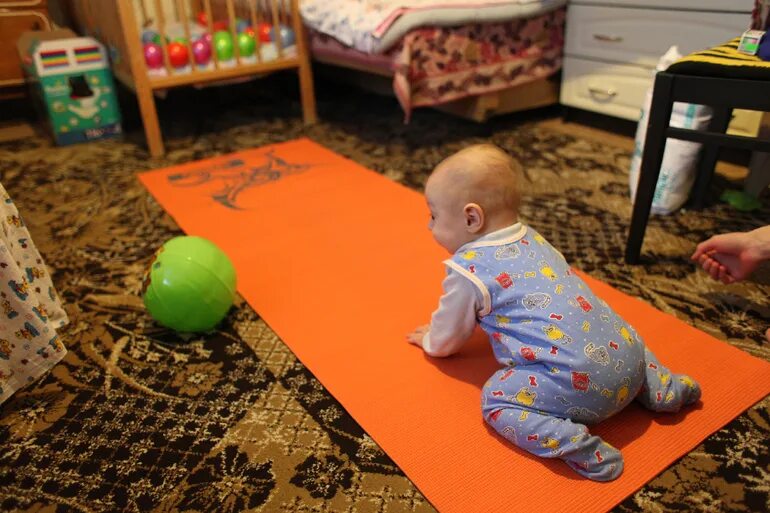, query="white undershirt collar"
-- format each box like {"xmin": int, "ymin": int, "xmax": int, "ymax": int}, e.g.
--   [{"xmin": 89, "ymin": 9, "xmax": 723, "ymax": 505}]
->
[{"xmin": 457, "ymin": 222, "xmax": 527, "ymax": 251}]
